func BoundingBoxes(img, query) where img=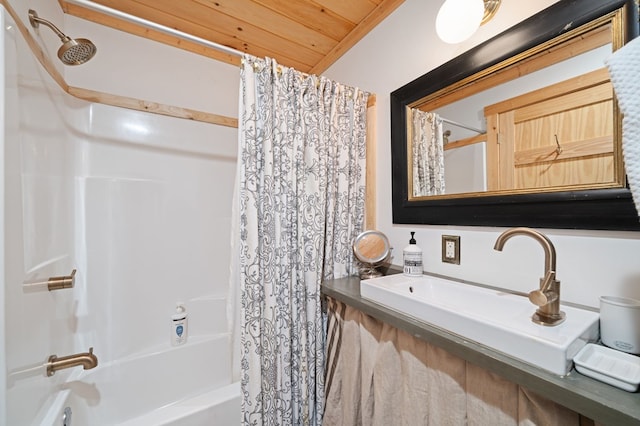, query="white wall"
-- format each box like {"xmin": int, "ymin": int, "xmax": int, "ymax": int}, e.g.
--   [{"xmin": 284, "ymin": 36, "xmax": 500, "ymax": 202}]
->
[
  {"xmin": 70, "ymin": 102, "xmax": 238, "ymax": 361},
  {"xmin": 63, "ymin": 14, "xmax": 240, "ymax": 119},
  {"xmin": 3, "ymin": 6, "xmax": 79, "ymax": 422},
  {"xmin": 3, "ymin": 2, "xmax": 238, "ymax": 424},
  {"xmin": 59, "ymin": 12, "xmax": 240, "ymax": 367},
  {"xmin": 1, "ymin": 7, "xmax": 8, "ymax": 422},
  {"xmin": 444, "ymin": 142, "xmax": 487, "ymax": 194},
  {"xmin": 324, "ymin": 0, "xmax": 640, "ymax": 308}
]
